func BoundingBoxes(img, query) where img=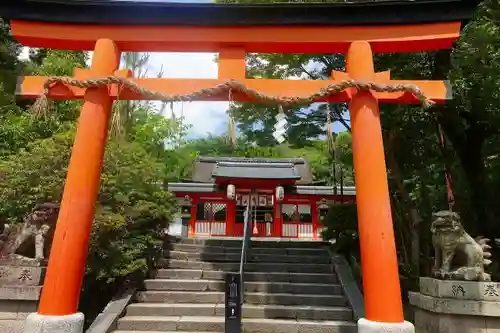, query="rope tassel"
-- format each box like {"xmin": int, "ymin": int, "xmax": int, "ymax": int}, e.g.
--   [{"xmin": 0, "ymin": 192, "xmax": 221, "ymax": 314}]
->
[
  {"xmin": 227, "ymin": 113, "xmax": 237, "ymax": 147},
  {"xmin": 31, "ymin": 93, "xmax": 51, "ymax": 118},
  {"xmin": 226, "ymin": 89, "xmax": 237, "ymax": 148},
  {"xmin": 326, "ymin": 108, "xmax": 334, "ymax": 156},
  {"xmin": 29, "ymin": 76, "xmax": 436, "ymax": 117}
]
